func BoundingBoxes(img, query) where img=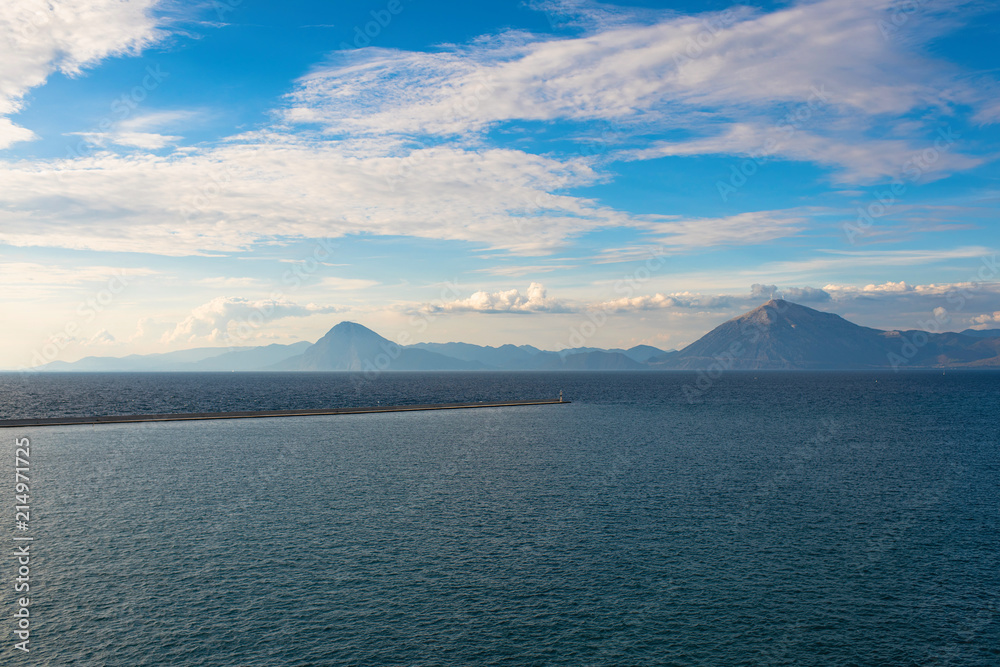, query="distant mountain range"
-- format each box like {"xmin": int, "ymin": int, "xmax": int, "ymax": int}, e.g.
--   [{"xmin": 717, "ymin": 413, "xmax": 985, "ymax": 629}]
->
[{"xmin": 28, "ymin": 300, "xmax": 1000, "ymax": 372}]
